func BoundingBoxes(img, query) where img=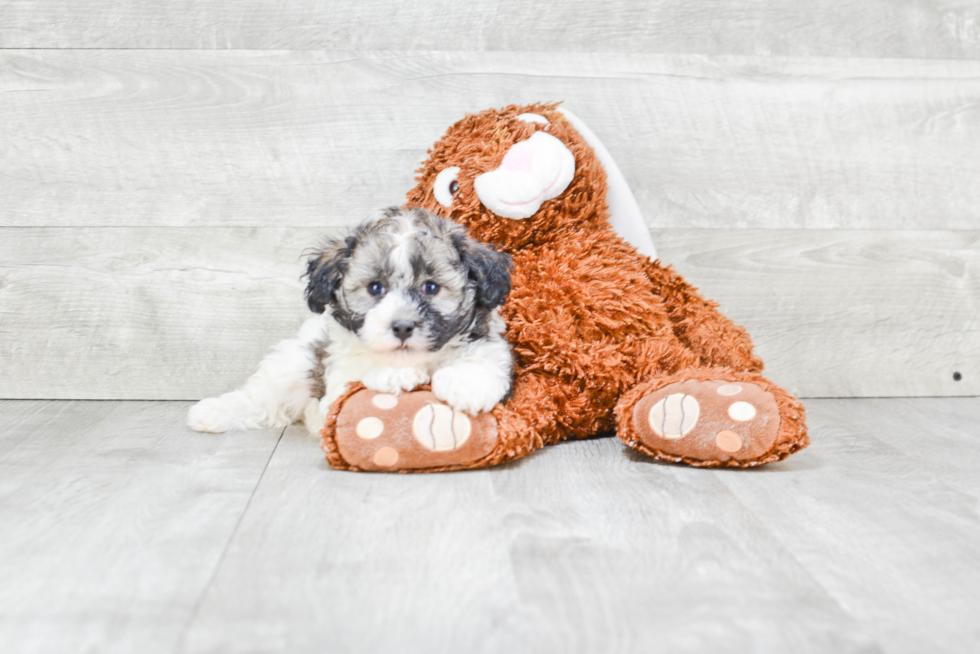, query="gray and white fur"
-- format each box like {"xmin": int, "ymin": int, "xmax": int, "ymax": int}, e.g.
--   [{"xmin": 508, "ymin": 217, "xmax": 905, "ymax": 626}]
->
[{"xmin": 188, "ymin": 206, "xmax": 514, "ymax": 435}]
